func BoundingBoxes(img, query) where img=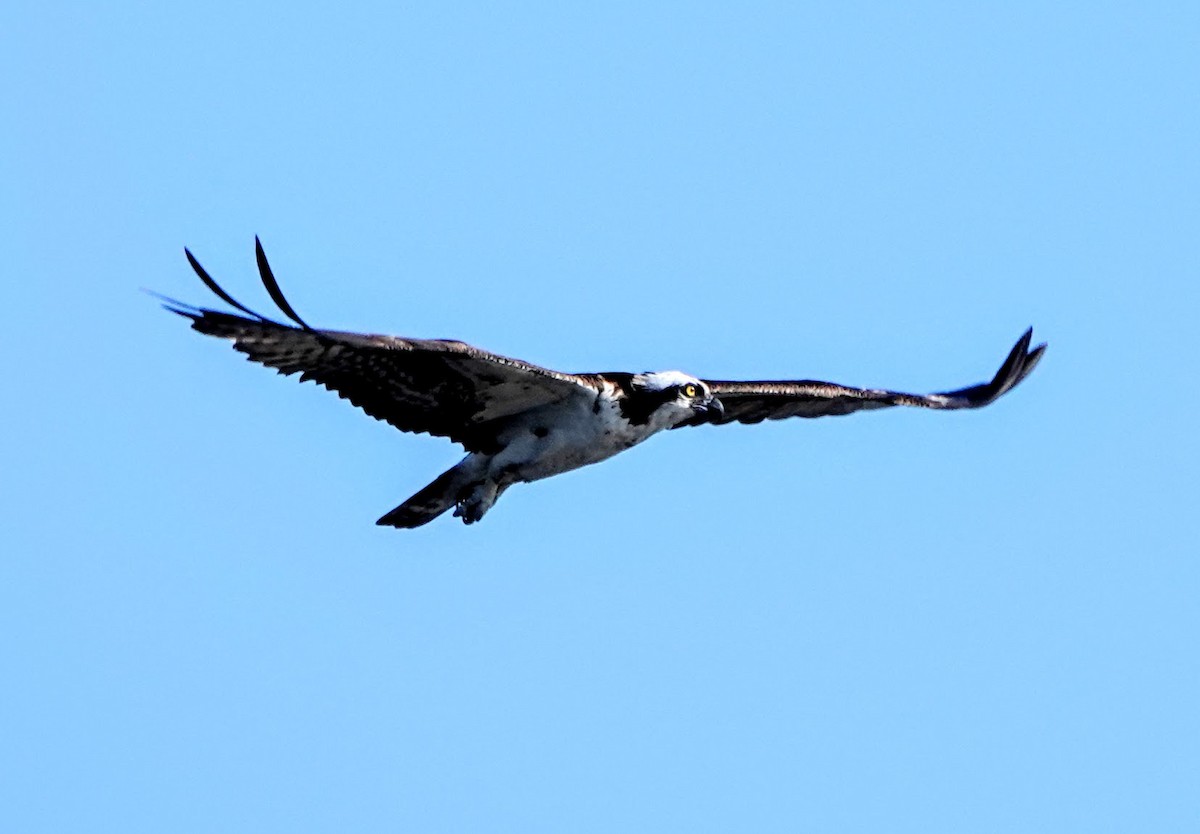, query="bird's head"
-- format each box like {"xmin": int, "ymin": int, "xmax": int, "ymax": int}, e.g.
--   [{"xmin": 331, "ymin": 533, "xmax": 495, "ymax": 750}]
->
[{"xmin": 628, "ymin": 370, "xmax": 725, "ymax": 427}]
